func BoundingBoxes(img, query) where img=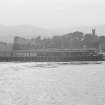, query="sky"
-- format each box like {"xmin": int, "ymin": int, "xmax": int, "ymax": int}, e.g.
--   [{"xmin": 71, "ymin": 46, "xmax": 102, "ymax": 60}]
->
[{"xmin": 0, "ymin": 0, "xmax": 105, "ymax": 28}]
